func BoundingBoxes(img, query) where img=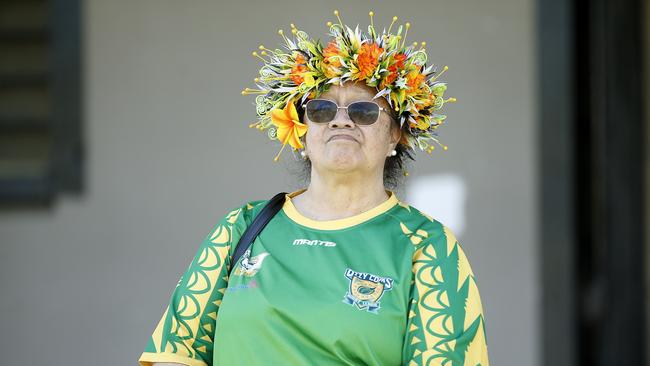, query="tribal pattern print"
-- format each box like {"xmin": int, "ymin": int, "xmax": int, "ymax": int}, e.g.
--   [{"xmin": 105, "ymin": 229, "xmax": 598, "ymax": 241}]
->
[{"xmin": 402, "ymin": 210, "xmax": 489, "ymax": 366}]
